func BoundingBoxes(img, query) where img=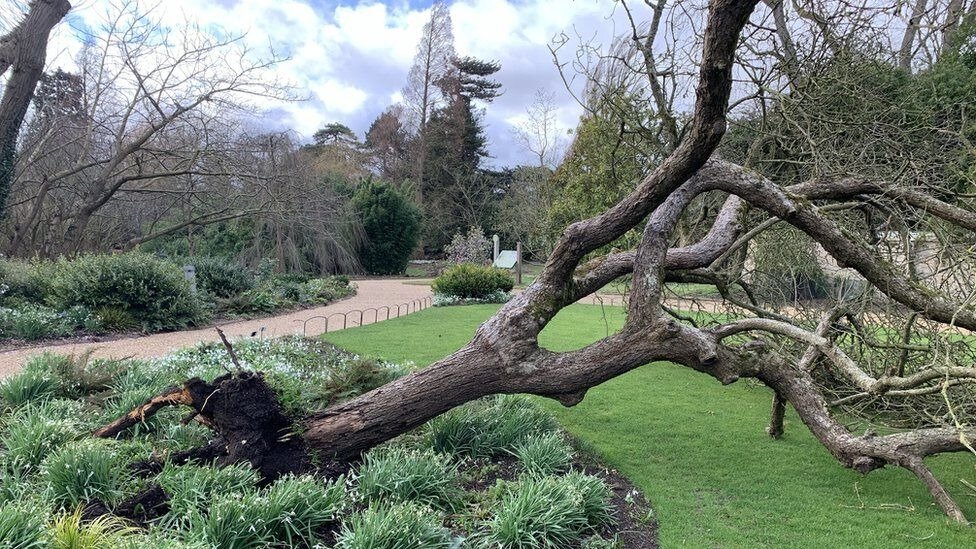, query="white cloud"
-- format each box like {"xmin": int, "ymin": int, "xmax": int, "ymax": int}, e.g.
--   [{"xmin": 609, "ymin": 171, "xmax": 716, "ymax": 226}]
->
[
  {"xmin": 314, "ymin": 80, "xmax": 368, "ymax": 114},
  {"xmin": 38, "ymin": 0, "xmax": 637, "ymax": 166}
]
